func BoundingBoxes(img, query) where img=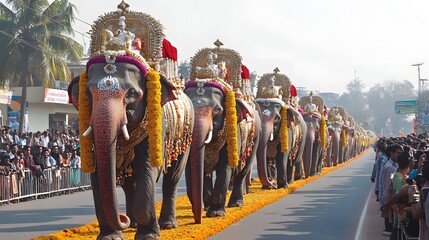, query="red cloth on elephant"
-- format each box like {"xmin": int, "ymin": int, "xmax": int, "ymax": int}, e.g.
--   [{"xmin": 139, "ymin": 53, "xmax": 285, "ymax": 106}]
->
[
  {"xmin": 162, "ymin": 38, "xmax": 178, "ymax": 61},
  {"xmin": 241, "ymin": 65, "xmax": 250, "ymax": 80},
  {"xmin": 290, "ymin": 84, "xmax": 297, "ymax": 97}
]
